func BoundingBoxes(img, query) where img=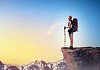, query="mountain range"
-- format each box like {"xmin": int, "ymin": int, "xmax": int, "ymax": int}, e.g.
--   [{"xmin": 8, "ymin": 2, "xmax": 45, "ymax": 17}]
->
[{"xmin": 0, "ymin": 59, "xmax": 68, "ymax": 70}]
